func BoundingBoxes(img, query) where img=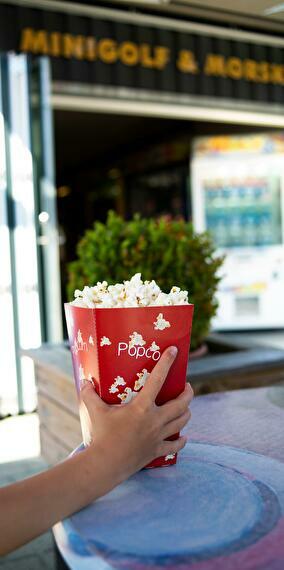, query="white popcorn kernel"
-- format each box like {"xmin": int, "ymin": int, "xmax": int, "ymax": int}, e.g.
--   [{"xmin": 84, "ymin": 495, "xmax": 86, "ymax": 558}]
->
[
  {"xmin": 100, "ymin": 336, "xmax": 111, "ymax": 347},
  {"xmin": 109, "ymin": 384, "xmax": 119, "ymax": 394},
  {"xmin": 165, "ymin": 453, "xmax": 176, "ymax": 461},
  {"xmin": 70, "ymin": 297, "xmax": 89, "ymax": 308},
  {"xmin": 150, "ymin": 341, "xmax": 160, "ymax": 352},
  {"xmin": 129, "ymin": 273, "xmax": 143, "ymax": 287},
  {"xmin": 151, "ymin": 292, "xmax": 170, "ymax": 306},
  {"xmin": 134, "ymin": 368, "xmax": 150, "ymax": 391},
  {"xmin": 129, "ymin": 331, "xmax": 146, "ymax": 348},
  {"xmin": 154, "ymin": 313, "xmax": 171, "ymax": 331},
  {"xmin": 124, "ymin": 298, "xmax": 139, "ymax": 308},
  {"xmin": 168, "ymin": 286, "xmax": 188, "ymax": 306}
]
